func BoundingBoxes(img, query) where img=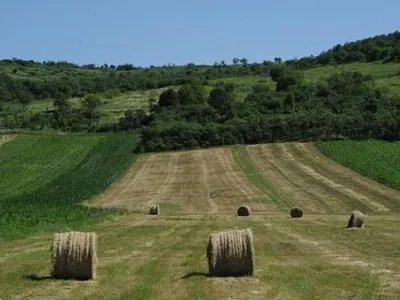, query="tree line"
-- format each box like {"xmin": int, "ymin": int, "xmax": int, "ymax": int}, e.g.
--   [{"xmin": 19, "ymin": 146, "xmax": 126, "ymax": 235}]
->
[
  {"xmin": 115, "ymin": 70, "xmax": 400, "ymax": 152},
  {"xmin": 286, "ymin": 31, "xmax": 400, "ymax": 69},
  {"xmin": 1, "ymin": 30, "xmax": 398, "ymax": 107}
]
